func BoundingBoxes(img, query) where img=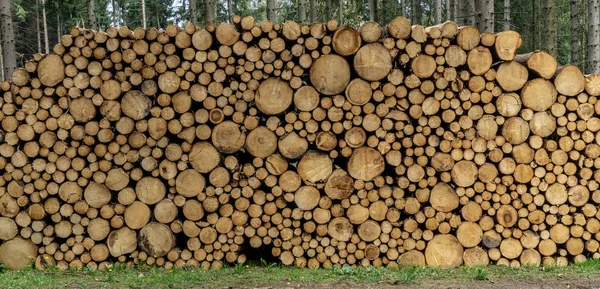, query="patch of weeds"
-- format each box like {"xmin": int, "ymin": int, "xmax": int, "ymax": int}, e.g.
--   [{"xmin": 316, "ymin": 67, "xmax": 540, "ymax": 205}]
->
[
  {"xmin": 395, "ymin": 266, "xmax": 419, "ymax": 285},
  {"xmin": 260, "ymin": 258, "xmax": 279, "ymax": 269},
  {"xmin": 233, "ymin": 263, "xmax": 247, "ymax": 275},
  {"xmin": 288, "ymin": 268, "xmax": 302, "ymax": 280},
  {"xmin": 82, "ymin": 265, "xmax": 96, "ymax": 274},
  {"xmin": 0, "ymin": 263, "xmax": 6, "ymax": 273},
  {"xmin": 475, "ymin": 267, "xmax": 489, "ymax": 281},
  {"xmin": 332, "ymin": 265, "xmax": 355, "ymax": 277}
]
